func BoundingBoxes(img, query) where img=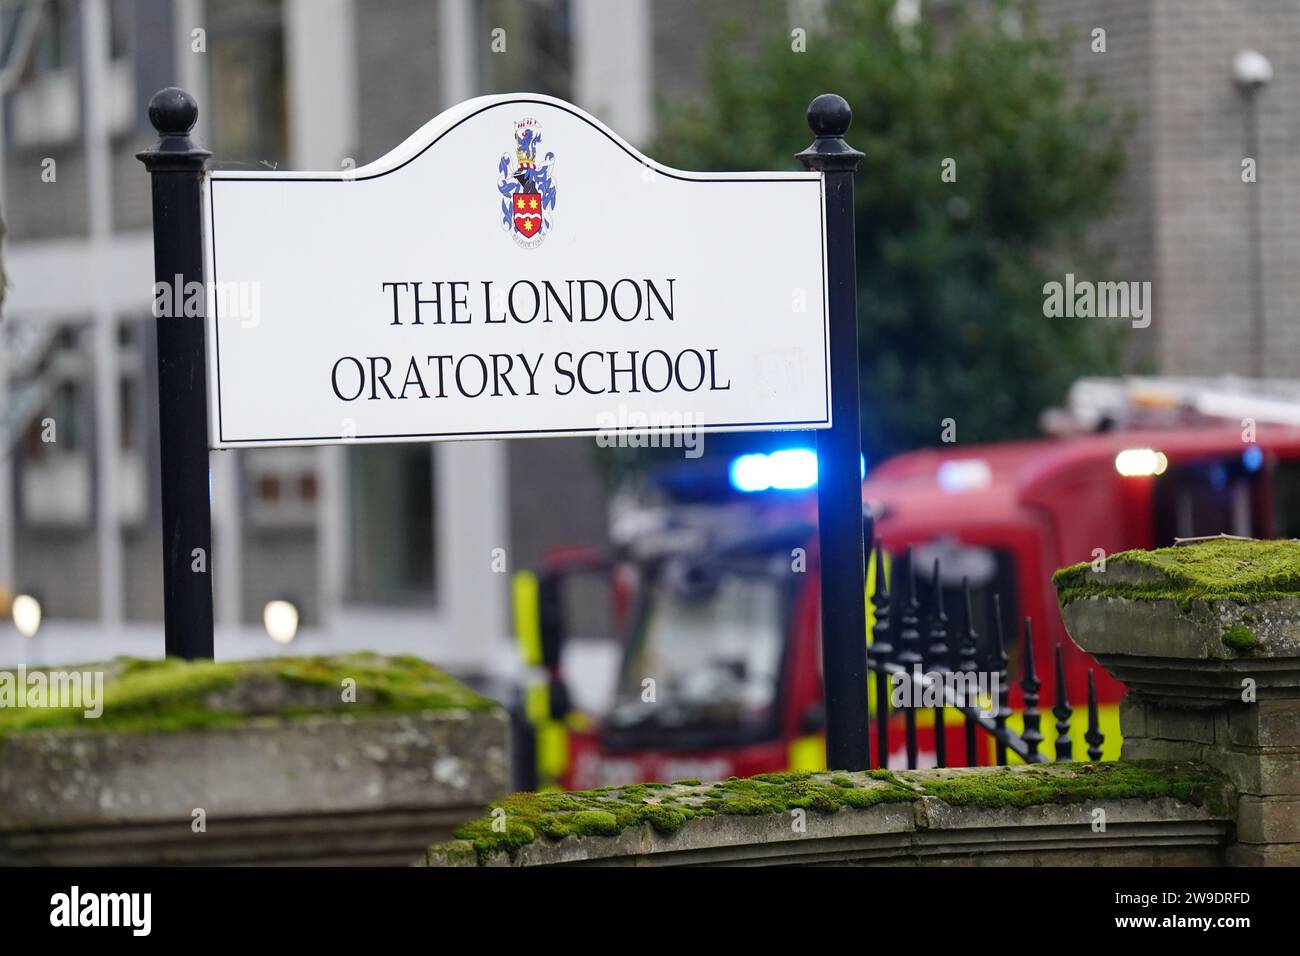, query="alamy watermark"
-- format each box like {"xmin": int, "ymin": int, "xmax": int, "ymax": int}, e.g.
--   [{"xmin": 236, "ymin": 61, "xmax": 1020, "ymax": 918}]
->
[
  {"xmin": 0, "ymin": 668, "xmax": 104, "ymax": 718},
  {"xmin": 1042, "ymin": 273, "xmax": 1151, "ymax": 329},
  {"xmin": 889, "ymin": 665, "xmax": 1000, "ymax": 717},
  {"xmin": 50, "ymin": 886, "xmax": 151, "ymax": 936},
  {"xmin": 153, "ymin": 274, "xmax": 262, "ymax": 328},
  {"xmin": 594, "ymin": 405, "xmax": 704, "ymax": 458}
]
